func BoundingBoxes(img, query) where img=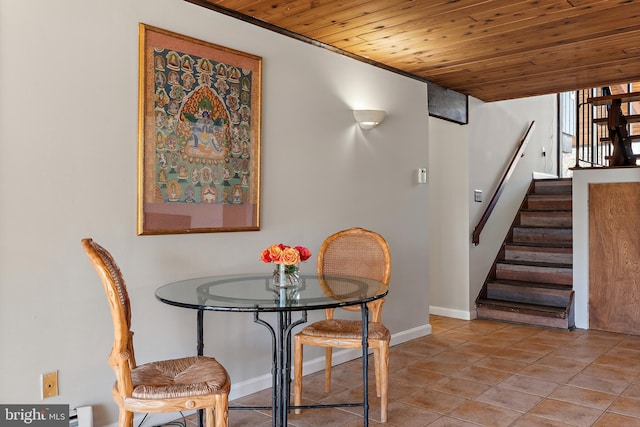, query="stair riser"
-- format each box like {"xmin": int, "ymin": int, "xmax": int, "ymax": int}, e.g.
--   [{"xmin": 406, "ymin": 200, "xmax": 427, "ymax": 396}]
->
[
  {"xmin": 486, "ymin": 284, "xmax": 571, "ymax": 307},
  {"xmin": 496, "ymin": 264, "xmax": 572, "ymax": 285},
  {"xmin": 533, "ymin": 180, "xmax": 572, "ymax": 195},
  {"xmin": 512, "ymin": 228, "xmax": 572, "ymax": 245},
  {"xmin": 526, "ymin": 196, "xmax": 572, "ymax": 210},
  {"xmin": 520, "ymin": 212, "xmax": 572, "ymax": 227},
  {"xmin": 476, "ymin": 307, "xmax": 572, "ymax": 329},
  {"xmin": 504, "ymin": 247, "xmax": 572, "ymax": 264}
]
